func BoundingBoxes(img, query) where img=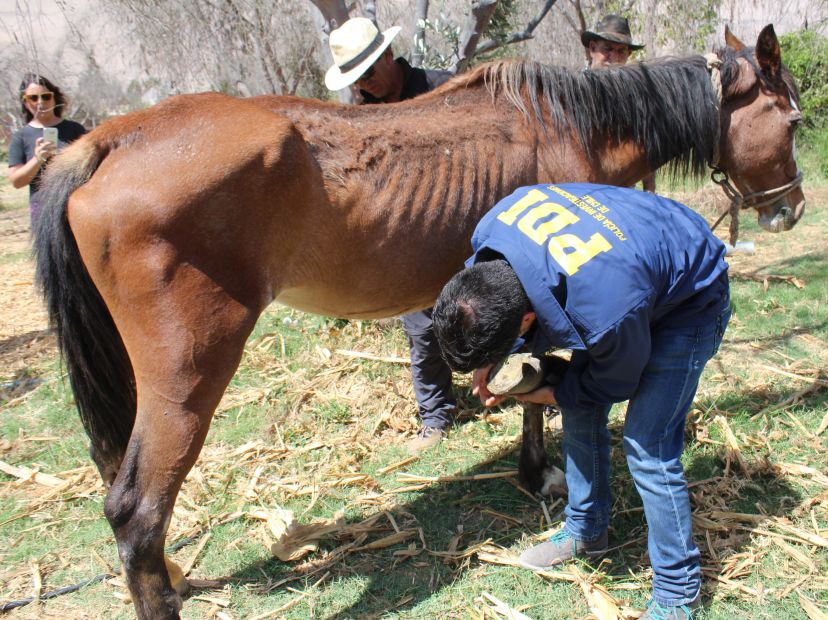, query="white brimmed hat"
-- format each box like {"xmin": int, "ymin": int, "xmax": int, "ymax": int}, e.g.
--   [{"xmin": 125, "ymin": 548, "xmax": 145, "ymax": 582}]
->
[{"xmin": 324, "ymin": 17, "xmax": 401, "ymax": 91}]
